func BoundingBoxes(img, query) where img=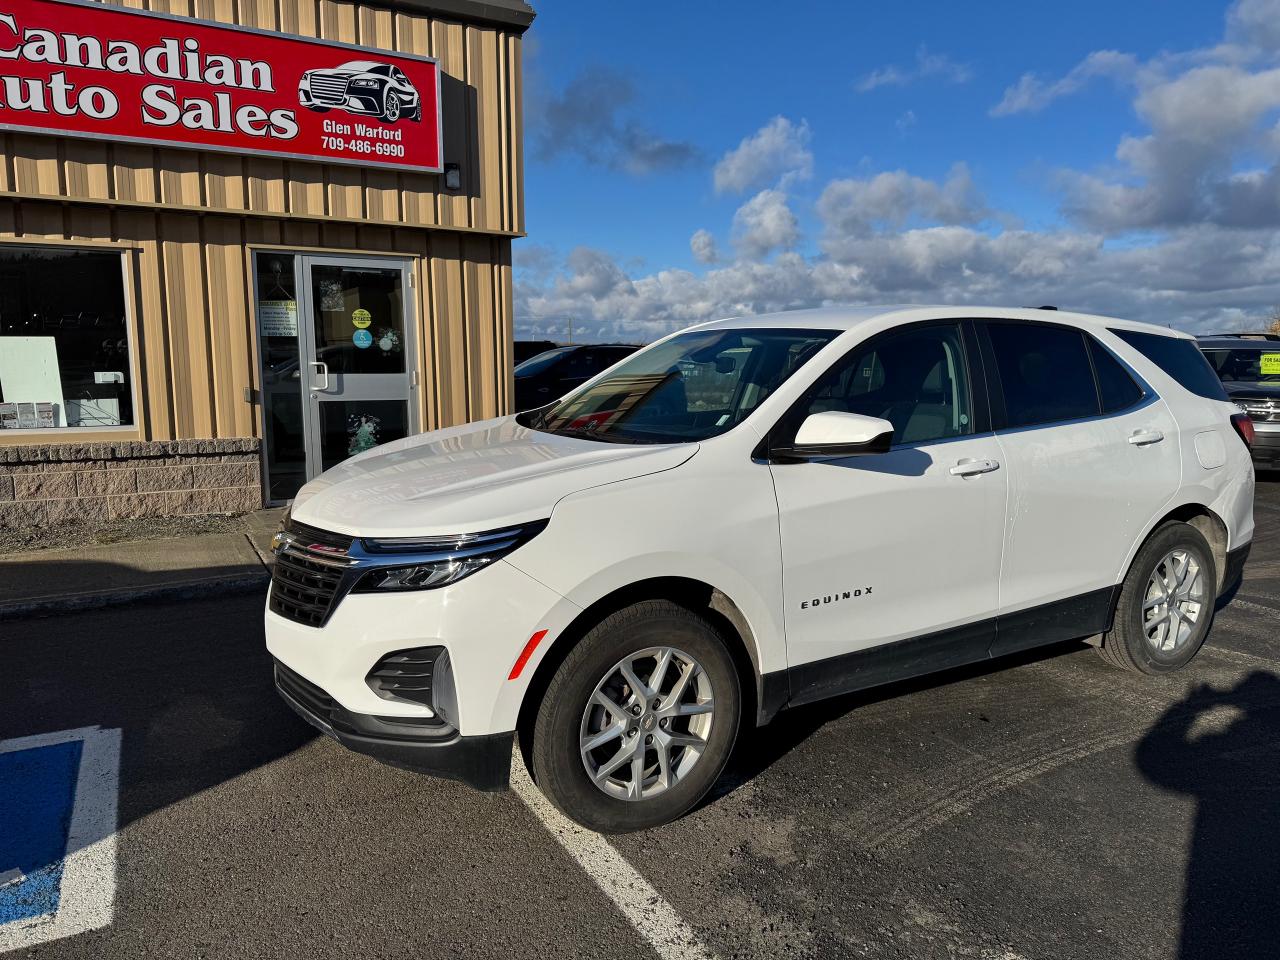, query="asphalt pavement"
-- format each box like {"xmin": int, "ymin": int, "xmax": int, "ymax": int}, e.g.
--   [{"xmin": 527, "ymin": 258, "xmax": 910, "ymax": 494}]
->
[{"xmin": 3, "ymin": 478, "xmax": 1279, "ymax": 960}]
